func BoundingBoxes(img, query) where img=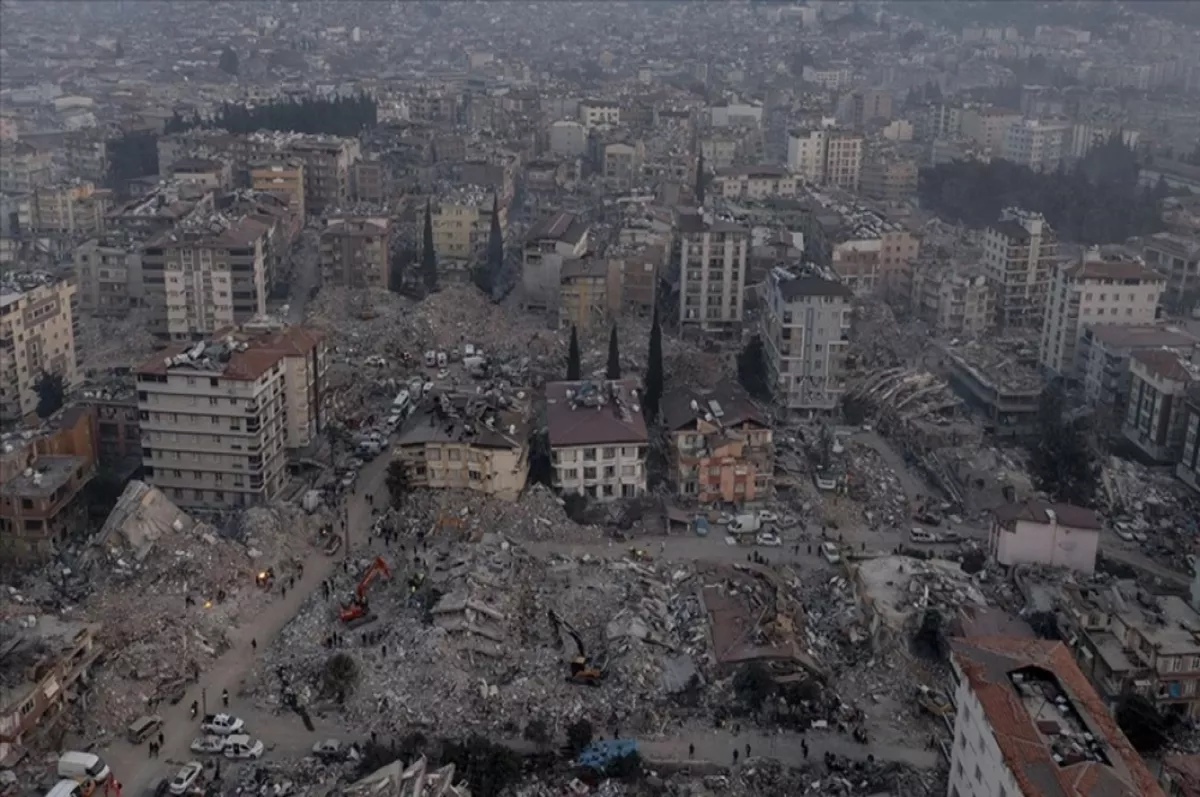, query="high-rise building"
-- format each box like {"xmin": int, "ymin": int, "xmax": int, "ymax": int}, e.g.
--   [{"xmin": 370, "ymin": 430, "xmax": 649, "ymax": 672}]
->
[
  {"xmin": 676, "ymin": 210, "xmax": 748, "ymax": 336},
  {"xmin": 1143, "ymin": 232, "xmax": 1200, "ymax": 316},
  {"xmin": 983, "ymin": 209, "xmax": 1058, "ymax": 332},
  {"xmin": 0, "ymin": 274, "xmax": 79, "ymax": 421},
  {"xmin": 74, "ymin": 237, "xmax": 144, "ymax": 317},
  {"xmin": 1040, "ymin": 255, "xmax": 1165, "ymax": 377},
  {"xmin": 1001, "ymin": 119, "xmax": 1070, "ymax": 172},
  {"xmin": 134, "ymin": 324, "xmax": 327, "ymax": 508},
  {"xmin": 760, "ymin": 266, "xmax": 853, "ymax": 416},
  {"xmin": 250, "ymin": 160, "xmax": 306, "ymax": 218},
  {"xmin": 320, "ymin": 215, "xmax": 391, "ymax": 290}
]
